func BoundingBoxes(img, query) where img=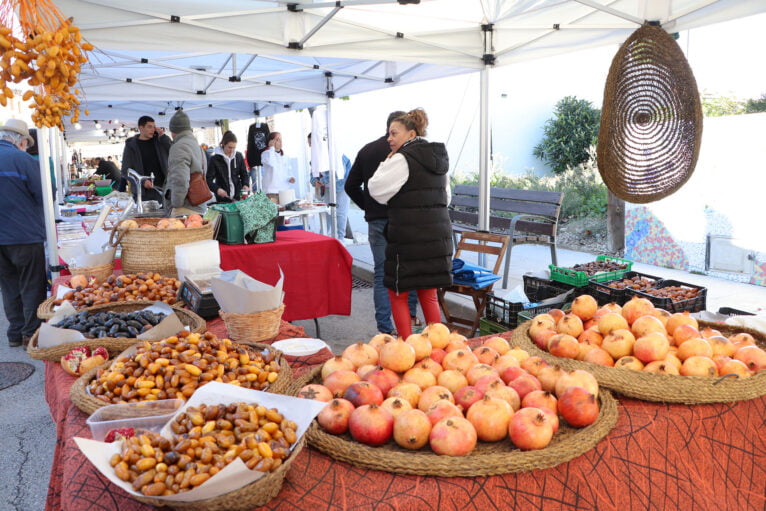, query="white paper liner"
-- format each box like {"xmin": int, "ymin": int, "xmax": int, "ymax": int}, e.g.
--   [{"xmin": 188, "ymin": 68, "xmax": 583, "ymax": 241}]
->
[{"xmin": 212, "ymin": 269, "xmax": 284, "ymax": 314}]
